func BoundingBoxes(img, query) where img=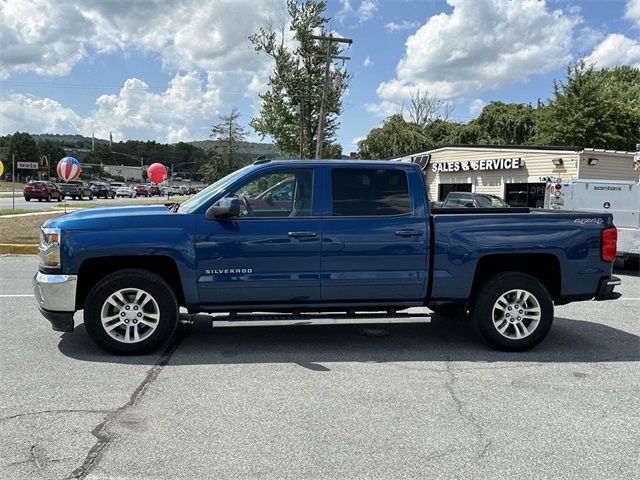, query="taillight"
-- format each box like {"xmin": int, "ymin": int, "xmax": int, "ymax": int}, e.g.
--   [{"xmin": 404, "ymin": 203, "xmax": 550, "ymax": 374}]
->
[{"xmin": 601, "ymin": 226, "xmax": 617, "ymax": 262}]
